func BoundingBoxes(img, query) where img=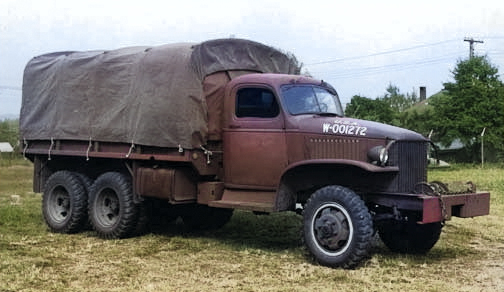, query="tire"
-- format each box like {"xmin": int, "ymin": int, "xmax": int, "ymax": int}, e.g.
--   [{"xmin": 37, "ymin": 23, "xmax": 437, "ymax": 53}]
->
[
  {"xmin": 149, "ymin": 199, "xmax": 181, "ymax": 227},
  {"xmin": 74, "ymin": 172, "xmax": 93, "ymax": 193},
  {"xmin": 377, "ymin": 220, "xmax": 443, "ymax": 254},
  {"xmin": 74, "ymin": 172, "xmax": 93, "ymax": 230},
  {"xmin": 302, "ymin": 186, "xmax": 373, "ymax": 269},
  {"xmin": 181, "ymin": 205, "xmax": 234, "ymax": 230},
  {"xmin": 133, "ymin": 198, "xmax": 150, "ymax": 236},
  {"xmin": 42, "ymin": 171, "xmax": 88, "ymax": 233},
  {"xmin": 88, "ymin": 172, "xmax": 138, "ymax": 239}
]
